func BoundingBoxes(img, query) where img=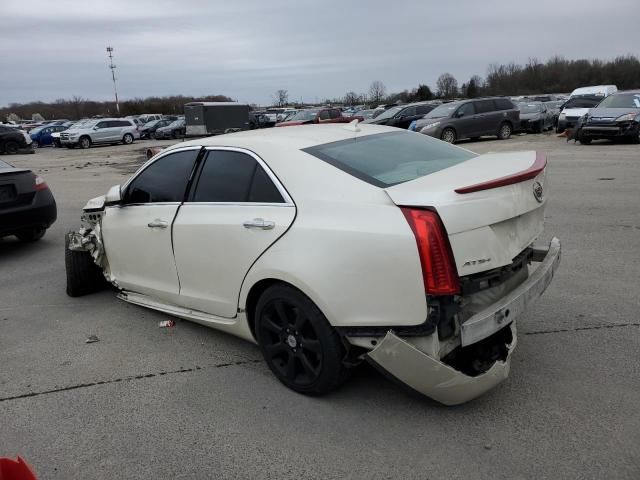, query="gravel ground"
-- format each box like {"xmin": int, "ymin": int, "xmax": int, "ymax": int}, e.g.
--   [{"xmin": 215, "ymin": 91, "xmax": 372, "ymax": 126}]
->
[{"xmin": 1, "ymin": 133, "xmax": 639, "ymax": 479}]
